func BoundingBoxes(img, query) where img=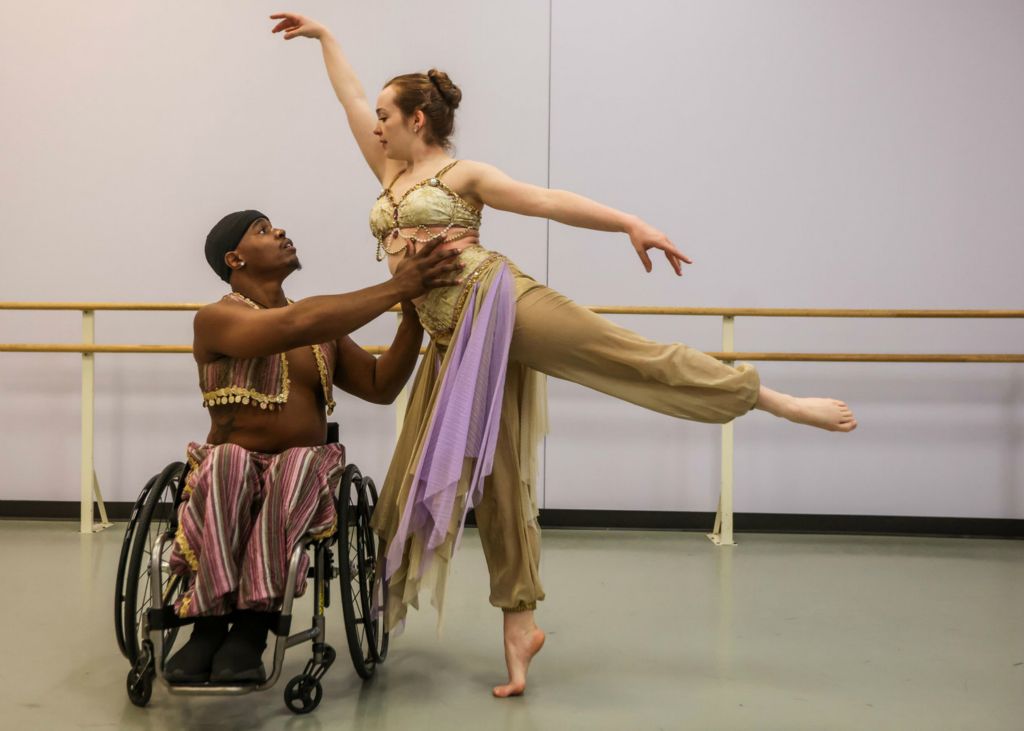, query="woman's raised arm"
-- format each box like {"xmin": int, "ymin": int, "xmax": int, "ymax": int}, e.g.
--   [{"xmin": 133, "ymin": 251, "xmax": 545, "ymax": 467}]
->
[{"xmin": 270, "ymin": 12, "xmax": 392, "ymax": 182}]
